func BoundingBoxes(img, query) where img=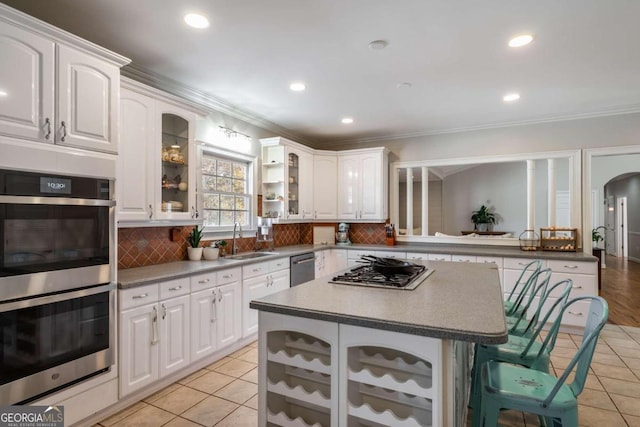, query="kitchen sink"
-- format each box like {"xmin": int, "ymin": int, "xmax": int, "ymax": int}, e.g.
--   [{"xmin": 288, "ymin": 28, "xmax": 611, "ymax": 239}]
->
[{"xmin": 222, "ymin": 252, "xmax": 278, "ymax": 261}]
